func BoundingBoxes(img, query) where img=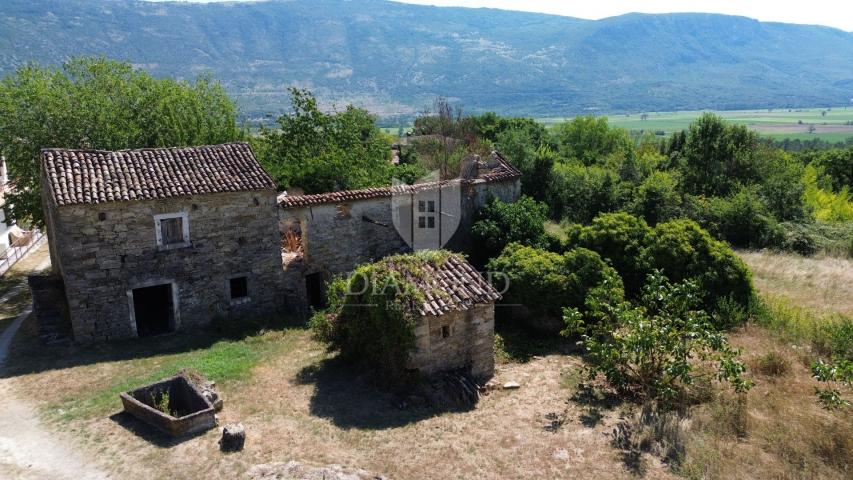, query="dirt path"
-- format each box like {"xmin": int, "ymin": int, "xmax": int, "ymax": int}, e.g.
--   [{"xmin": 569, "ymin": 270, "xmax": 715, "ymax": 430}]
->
[{"xmin": 0, "ymin": 256, "xmax": 110, "ymax": 480}]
